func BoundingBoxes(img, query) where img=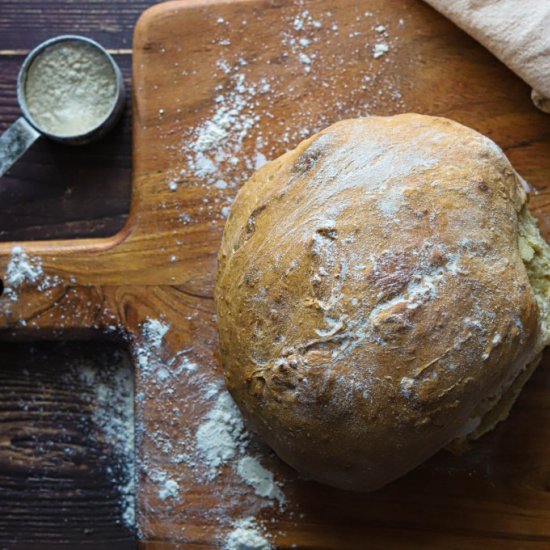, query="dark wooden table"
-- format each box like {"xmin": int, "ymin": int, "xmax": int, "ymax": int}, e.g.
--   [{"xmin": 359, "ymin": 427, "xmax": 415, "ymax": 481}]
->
[
  {"xmin": 0, "ymin": 2, "xmax": 159, "ymax": 548},
  {"xmin": 2, "ymin": 1, "xmax": 550, "ymax": 549}
]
